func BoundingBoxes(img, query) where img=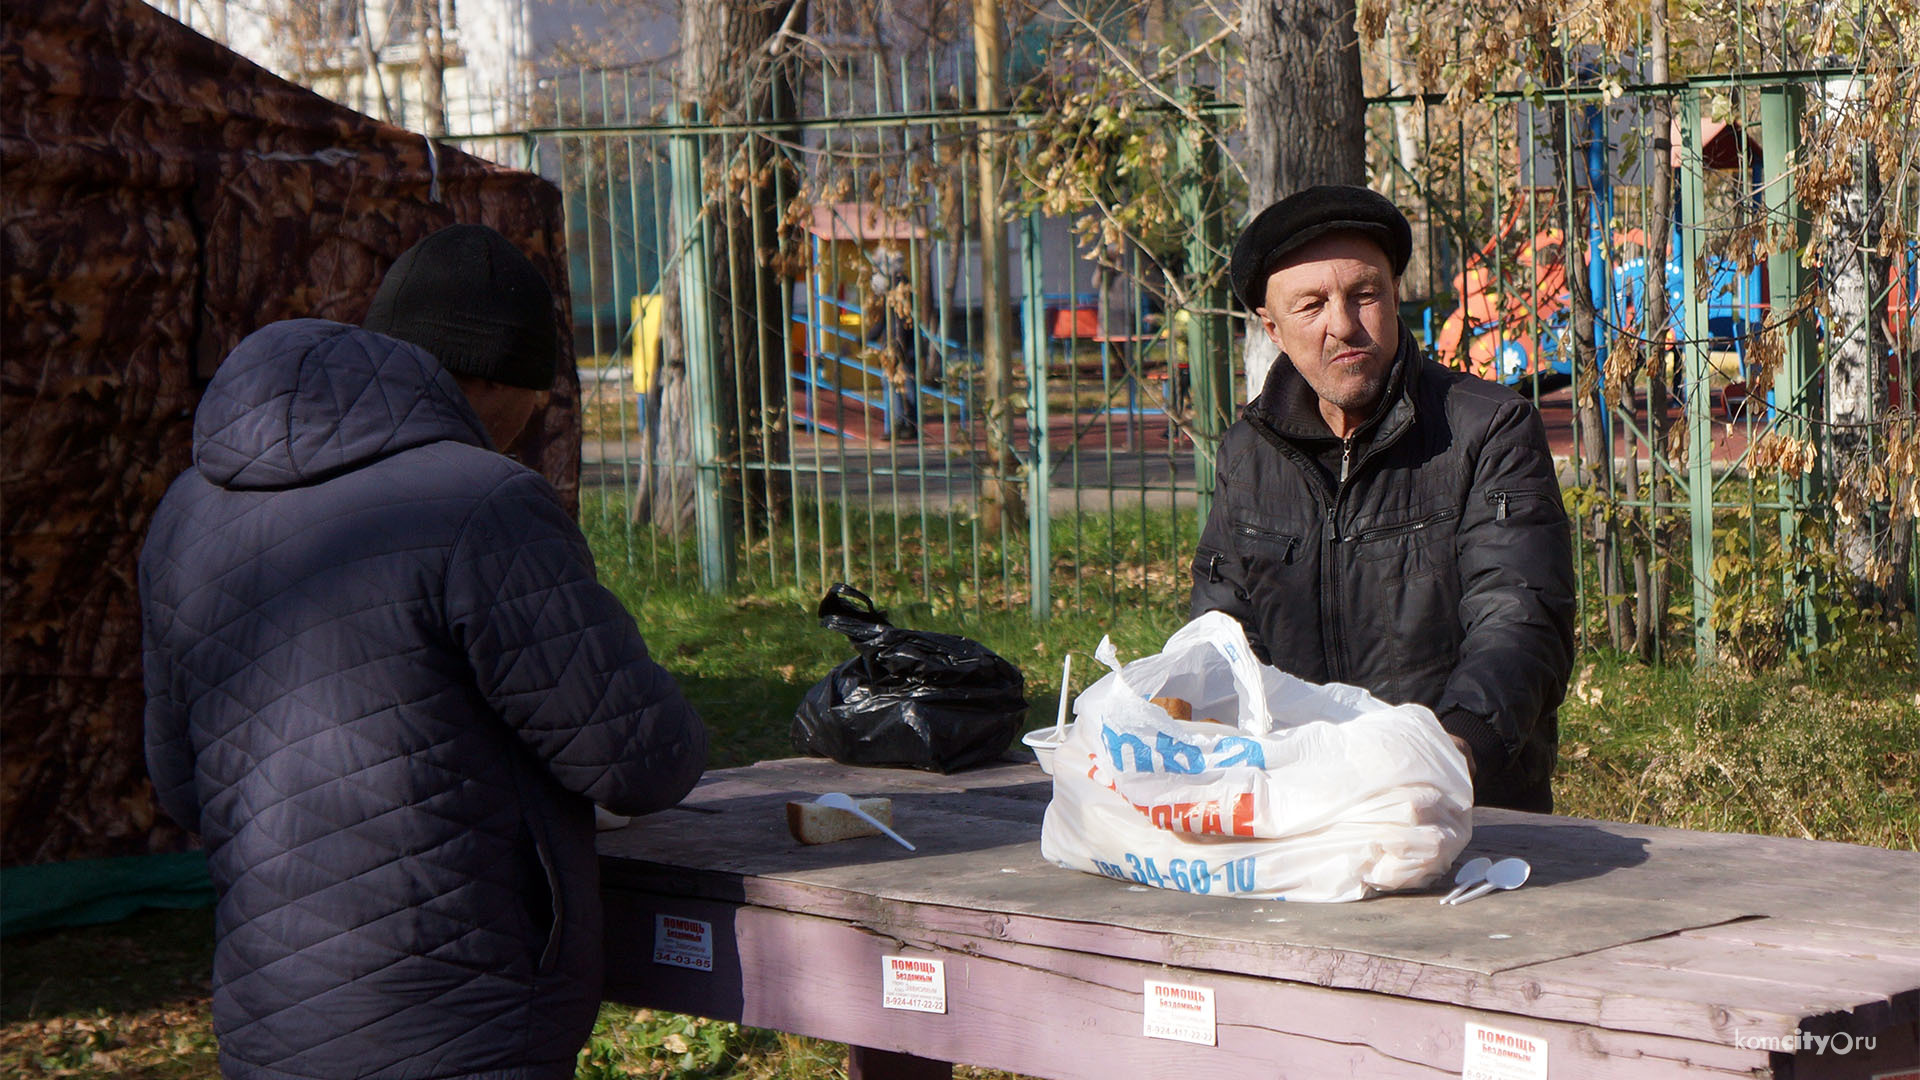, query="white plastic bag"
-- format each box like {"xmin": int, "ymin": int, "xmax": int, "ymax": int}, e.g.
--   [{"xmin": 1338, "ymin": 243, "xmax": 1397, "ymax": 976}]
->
[{"xmin": 1039, "ymin": 612, "xmax": 1473, "ymax": 902}]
